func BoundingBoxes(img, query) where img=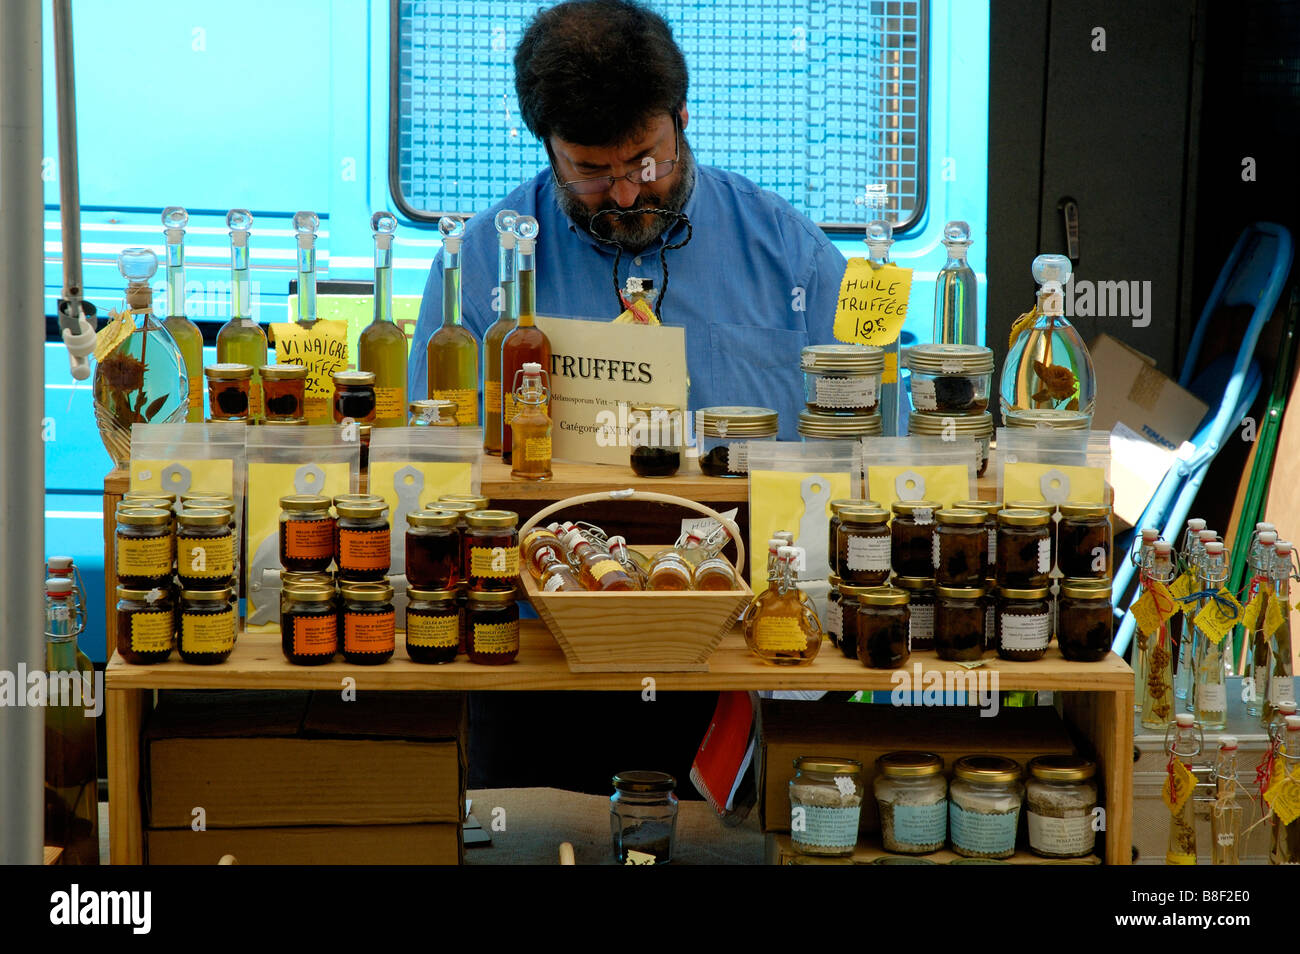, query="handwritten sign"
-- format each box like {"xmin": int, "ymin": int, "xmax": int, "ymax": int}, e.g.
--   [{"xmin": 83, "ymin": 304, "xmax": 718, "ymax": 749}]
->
[
  {"xmin": 832, "ymin": 258, "xmax": 912, "ymax": 346},
  {"xmin": 271, "ymin": 320, "xmax": 348, "ymax": 425}
]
